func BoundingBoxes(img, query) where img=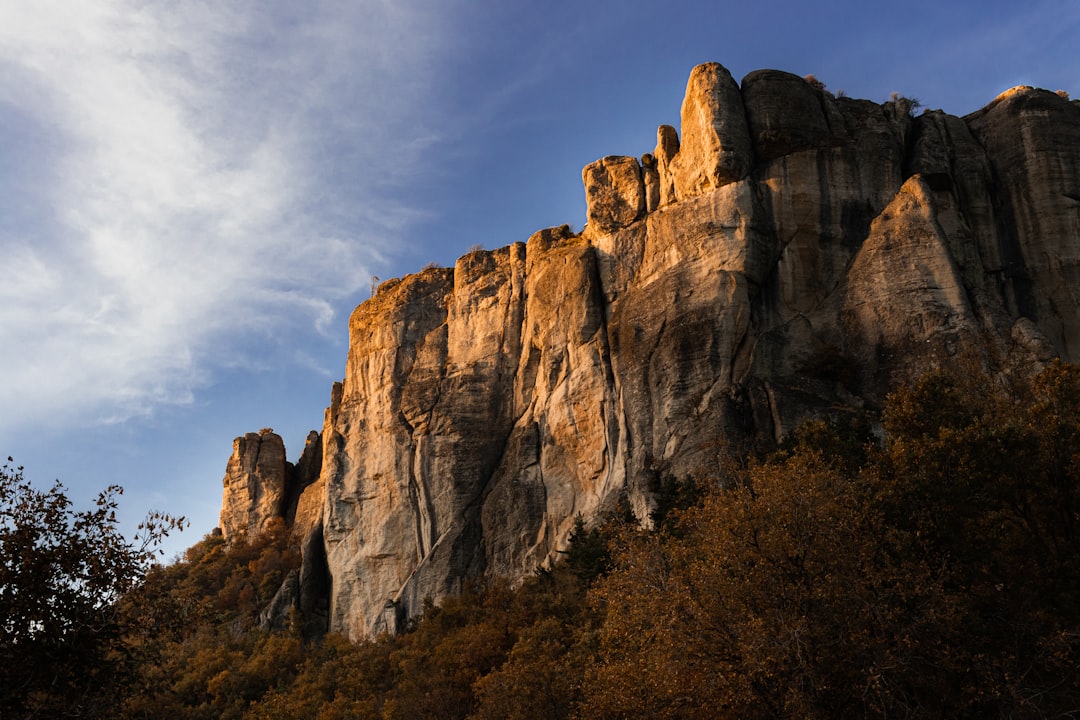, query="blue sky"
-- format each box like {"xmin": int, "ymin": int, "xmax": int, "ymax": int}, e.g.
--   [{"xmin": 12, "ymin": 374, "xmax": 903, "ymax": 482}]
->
[{"xmin": 2, "ymin": 0, "xmax": 1078, "ymax": 559}]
